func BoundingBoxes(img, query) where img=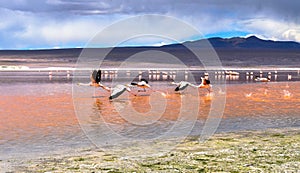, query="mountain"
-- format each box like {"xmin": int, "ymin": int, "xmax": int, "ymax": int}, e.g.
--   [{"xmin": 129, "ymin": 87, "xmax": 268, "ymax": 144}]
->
[
  {"xmin": 205, "ymin": 36, "xmax": 300, "ymax": 49},
  {"xmin": 166, "ymin": 35, "xmax": 300, "ymax": 49},
  {"xmin": 161, "ymin": 36, "xmax": 300, "ymax": 67},
  {"xmin": 0, "ymin": 36, "xmax": 300, "ymax": 67}
]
